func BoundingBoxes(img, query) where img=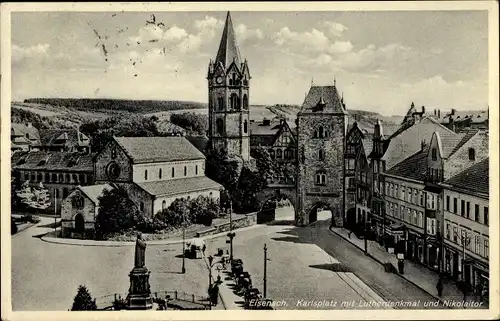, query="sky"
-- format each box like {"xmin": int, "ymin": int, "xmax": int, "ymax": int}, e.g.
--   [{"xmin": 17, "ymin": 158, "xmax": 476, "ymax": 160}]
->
[{"xmin": 11, "ymin": 10, "xmax": 489, "ymax": 116}]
